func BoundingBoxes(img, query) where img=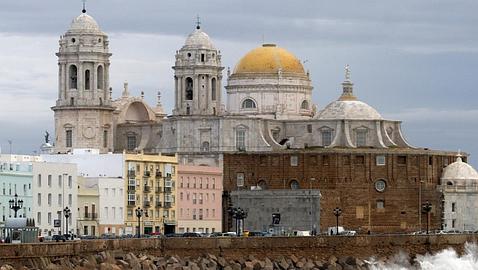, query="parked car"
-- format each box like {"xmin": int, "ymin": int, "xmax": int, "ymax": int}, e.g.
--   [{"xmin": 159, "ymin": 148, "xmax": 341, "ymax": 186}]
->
[
  {"xmin": 182, "ymin": 232, "xmax": 202, "ymax": 237},
  {"xmin": 52, "ymin": 234, "xmax": 66, "ymax": 242}
]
